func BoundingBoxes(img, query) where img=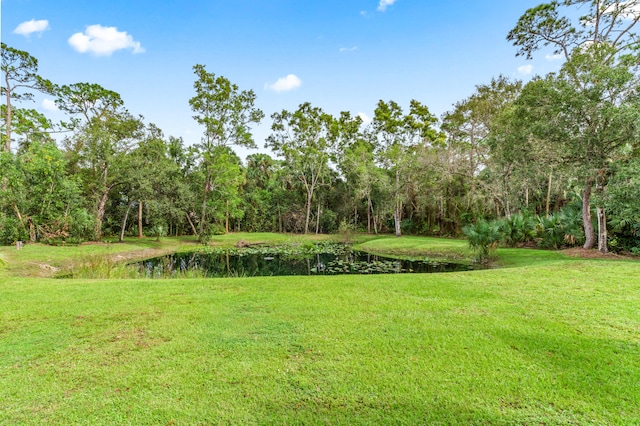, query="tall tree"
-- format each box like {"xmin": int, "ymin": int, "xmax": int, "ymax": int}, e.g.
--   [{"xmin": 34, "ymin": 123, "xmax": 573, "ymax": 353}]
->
[
  {"xmin": 339, "ymin": 137, "xmax": 384, "ymax": 233},
  {"xmin": 166, "ymin": 136, "xmax": 201, "ymax": 236},
  {"xmin": 56, "ymin": 82, "xmax": 143, "ymax": 240},
  {"xmin": 442, "ymin": 76, "xmax": 523, "ymax": 219},
  {"xmin": 1, "ymin": 43, "xmax": 52, "ymax": 153},
  {"xmin": 189, "ymin": 64, "xmax": 263, "ymax": 237},
  {"xmin": 116, "ymin": 124, "xmax": 188, "ymax": 240},
  {"xmin": 266, "ymin": 102, "xmax": 336, "ymax": 234},
  {"xmin": 2, "ymin": 107, "xmax": 55, "ymax": 151},
  {"xmin": 328, "ymin": 112, "xmax": 365, "ymax": 229},
  {"xmin": 0, "ymin": 139, "xmax": 82, "ymax": 242},
  {"xmin": 371, "ymin": 100, "xmax": 442, "ymax": 237},
  {"xmin": 242, "ymin": 153, "xmax": 282, "ymax": 232},
  {"xmin": 507, "ymin": 0, "xmax": 640, "ymax": 251}
]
